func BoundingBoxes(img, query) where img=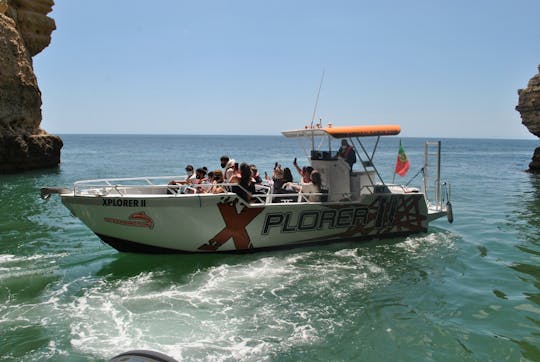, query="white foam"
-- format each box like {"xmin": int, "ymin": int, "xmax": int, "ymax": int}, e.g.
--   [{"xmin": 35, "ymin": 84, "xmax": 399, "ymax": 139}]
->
[
  {"xmin": 0, "ymin": 253, "xmax": 66, "ymax": 281},
  {"xmin": 395, "ymin": 232, "xmax": 457, "ymax": 254},
  {"xmin": 0, "ymin": 253, "xmax": 67, "ymax": 264},
  {"xmin": 61, "ymin": 251, "xmax": 396, "ymax": 360}
]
